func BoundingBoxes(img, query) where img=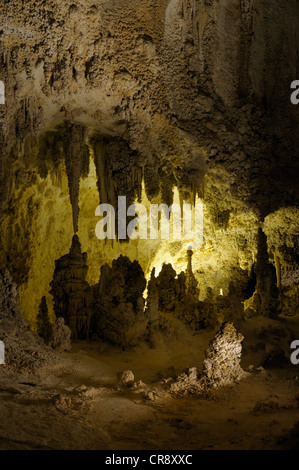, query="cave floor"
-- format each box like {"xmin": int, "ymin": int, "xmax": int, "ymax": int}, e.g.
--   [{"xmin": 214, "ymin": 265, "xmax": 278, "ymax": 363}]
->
[{"xmin": 1, "ymin": 318, "xmax": 299, "ymax": 450}]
